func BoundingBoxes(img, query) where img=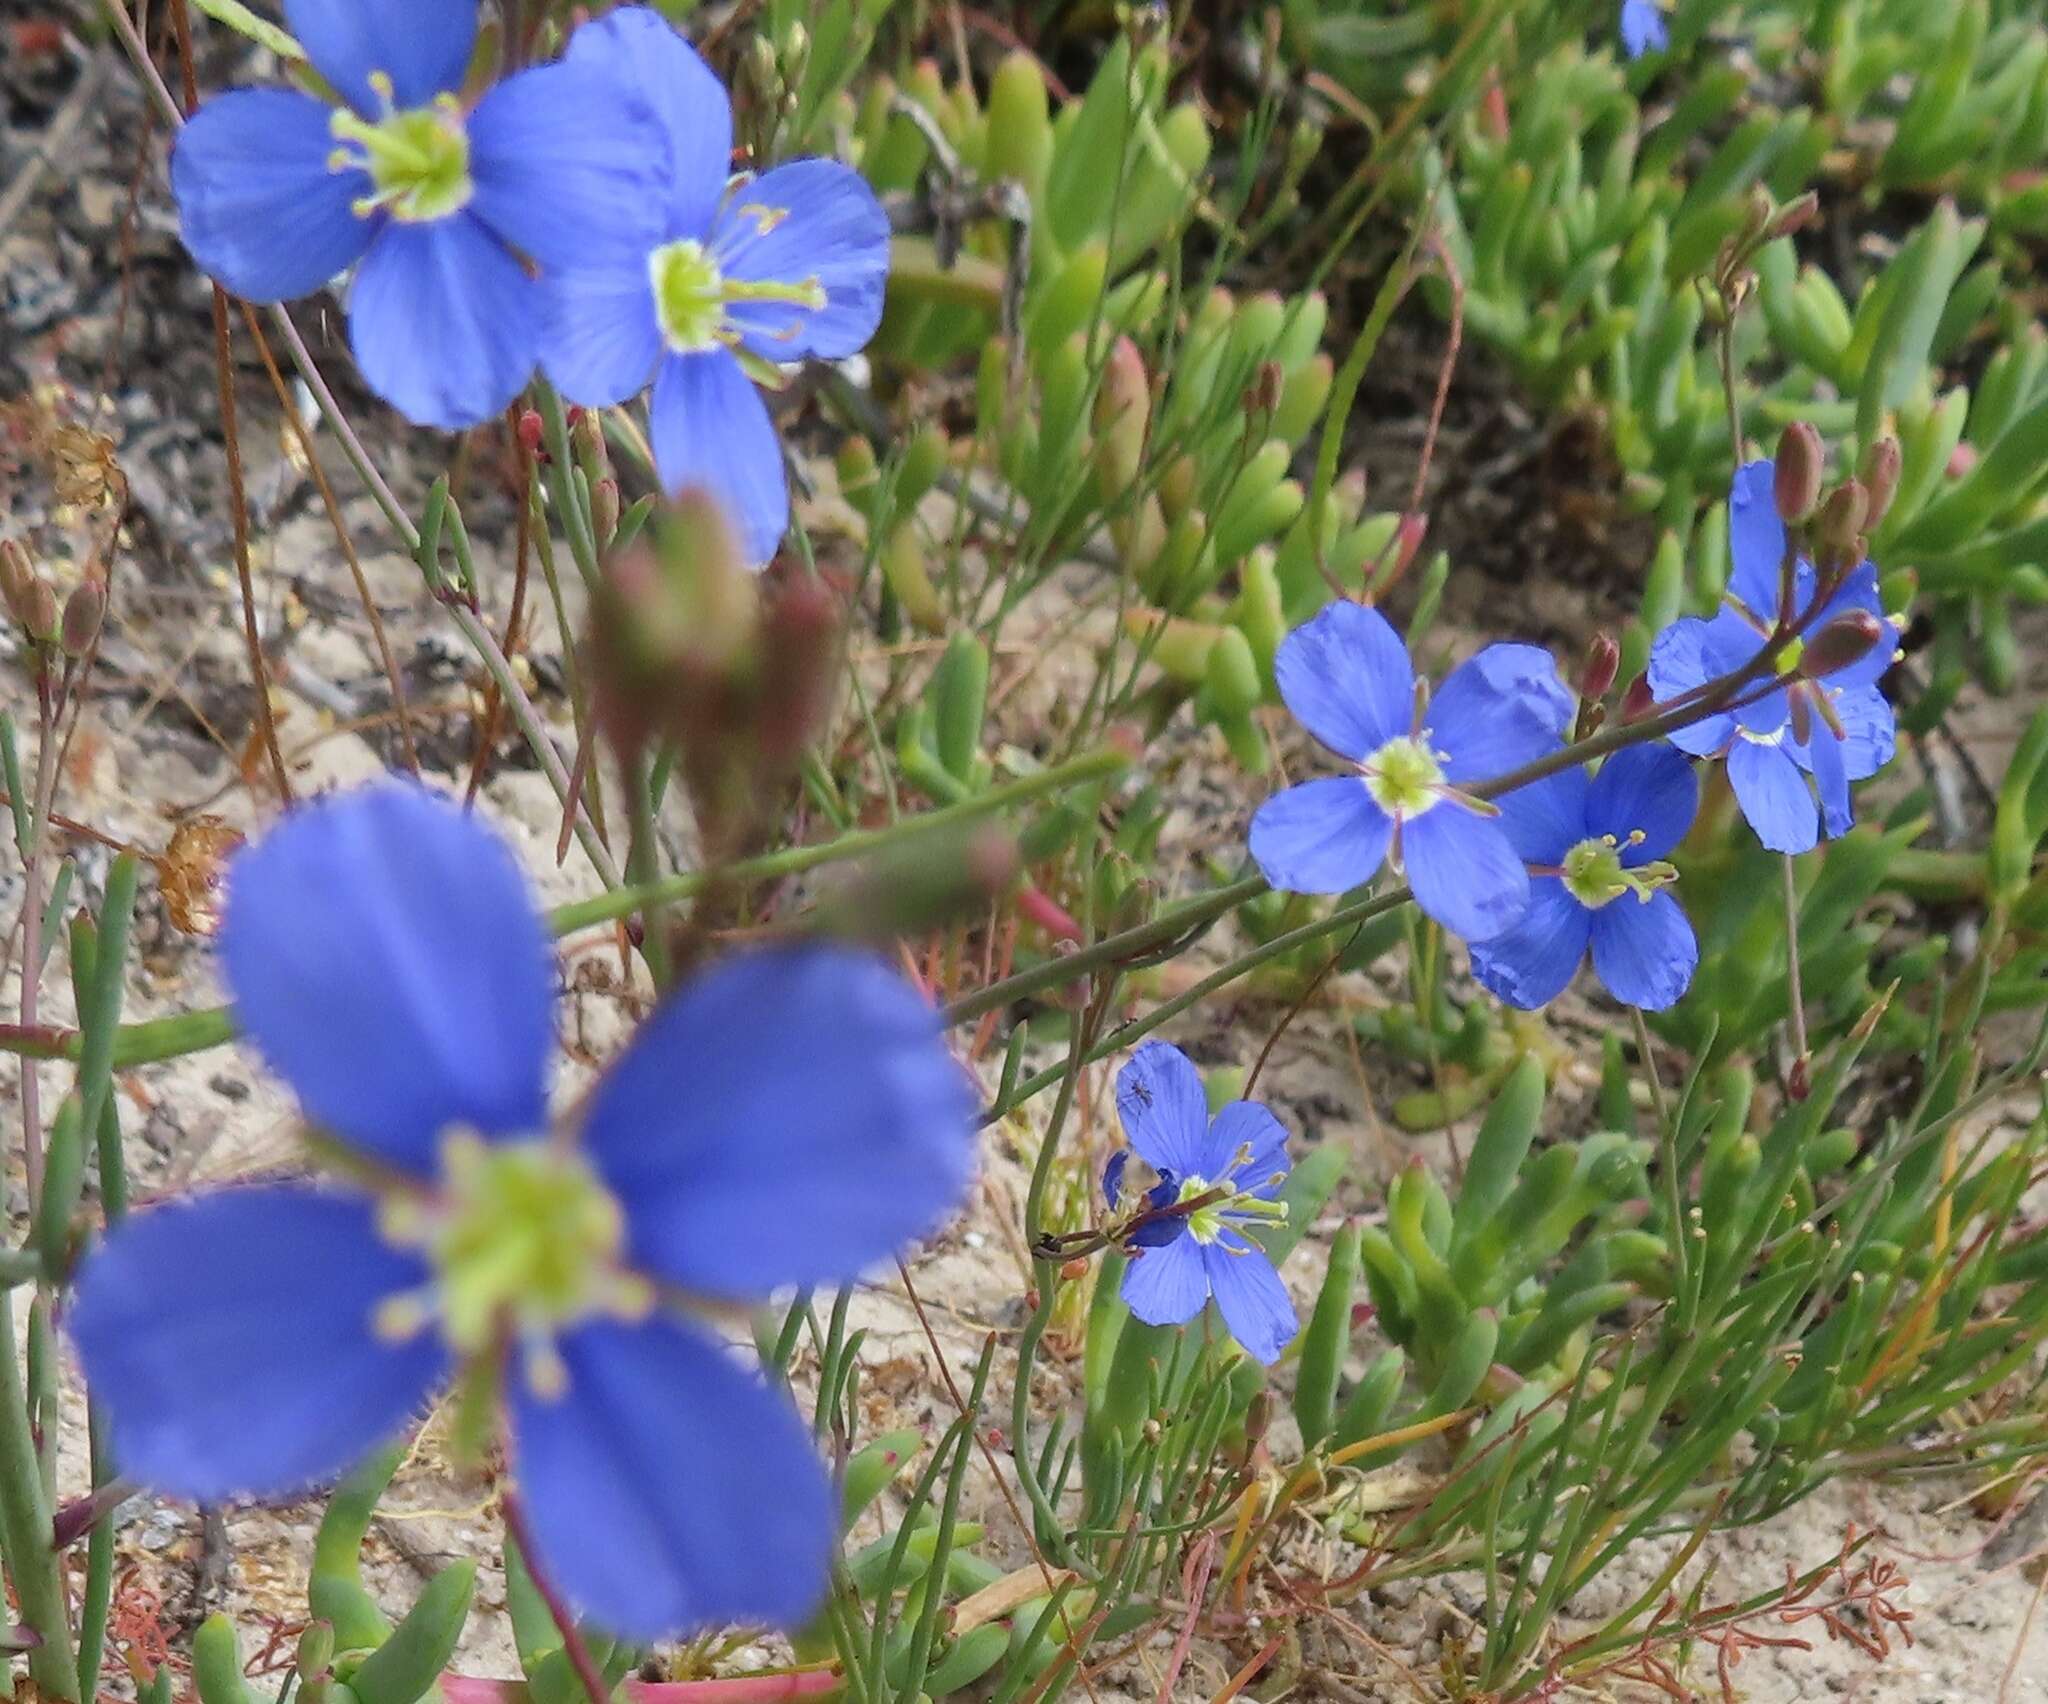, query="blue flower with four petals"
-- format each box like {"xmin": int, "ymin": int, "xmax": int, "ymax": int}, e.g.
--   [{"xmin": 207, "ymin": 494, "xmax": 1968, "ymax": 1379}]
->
[
  {"xmin": 69, "ymin": 787, "xmax": 975, "ymax": 1641},
  {"xmin": 540, "ymin": 8, "xmax": 892, "ymax": 565},
  {"xmin": 1648, "ymin": 461, "xmax": 1900, "ymax": 856},
  {"xmin": 171, "ymin": 0, "xmax": 664, "ymax": 429},
  {"xmin": 1104, "ymin": 1043, "xmax": 1297, "ymax": 1366},
  {"xmin": 1249, "ymin": 601, "xmax": 1574, "ymax": 943}
]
